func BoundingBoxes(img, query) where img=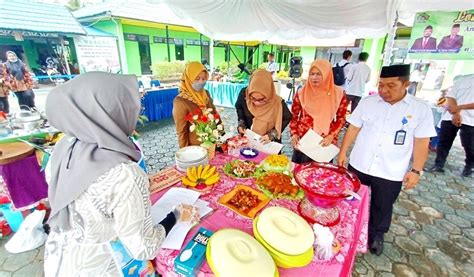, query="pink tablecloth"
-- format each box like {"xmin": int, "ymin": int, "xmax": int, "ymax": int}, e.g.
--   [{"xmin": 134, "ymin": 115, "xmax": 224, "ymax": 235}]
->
[{"xmin": 152, "ymin": 153, "xmax": 369, "ymax": 277}]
